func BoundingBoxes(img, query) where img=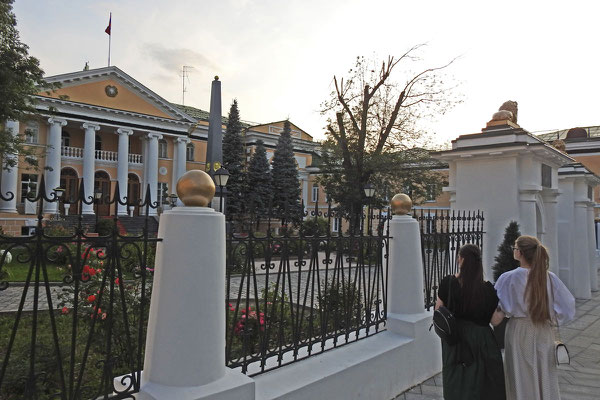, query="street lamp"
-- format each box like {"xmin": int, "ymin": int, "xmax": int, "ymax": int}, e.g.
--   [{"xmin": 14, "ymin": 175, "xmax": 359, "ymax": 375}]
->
[
  {"xmin": 94, "ymin": 190, "xmax": 102, "ymax": 229},
  {"xmin": 54, "ymin": 187, "xmax": 65, "ymax": 219},
  {"xmin": 363, "ymin": 183, "xmax": 375, "ymax": 234},
  {"xmin": 168, "ymin": 193, "xmax": 178, "ymax": 208},
  {"xmin": 214, "ymin": 167, "xmax": 230, "ymax": 213},
  {"xmin": 363, "ymin": 183, "xmax": 375, "ymax": 199}
]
